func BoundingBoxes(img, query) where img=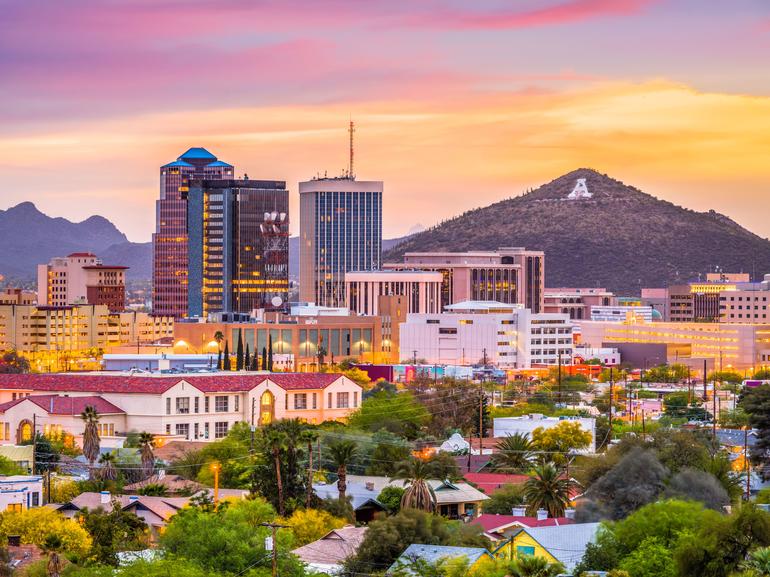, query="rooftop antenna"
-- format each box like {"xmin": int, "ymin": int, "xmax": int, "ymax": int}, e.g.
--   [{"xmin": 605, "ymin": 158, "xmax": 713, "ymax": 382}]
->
[{"xmin": 348, "ymin": 119, "xmax": 355, "ymax": 179}]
